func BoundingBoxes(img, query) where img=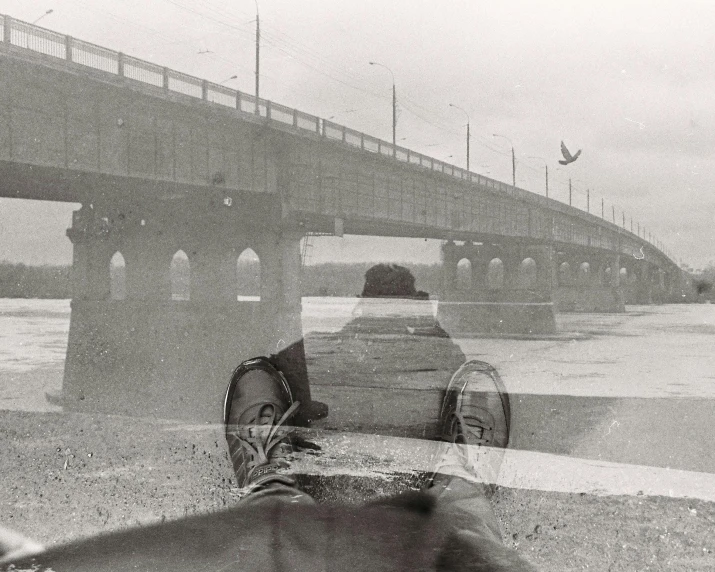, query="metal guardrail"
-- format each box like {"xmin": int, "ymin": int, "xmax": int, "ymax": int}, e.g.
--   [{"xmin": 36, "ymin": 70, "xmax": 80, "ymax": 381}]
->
[{"xmin": 0, "ymin": 14, "xmax": 676, "ymax": 264}]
